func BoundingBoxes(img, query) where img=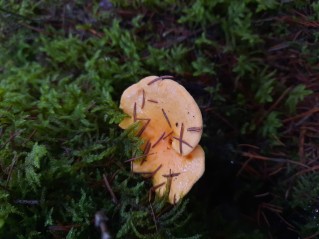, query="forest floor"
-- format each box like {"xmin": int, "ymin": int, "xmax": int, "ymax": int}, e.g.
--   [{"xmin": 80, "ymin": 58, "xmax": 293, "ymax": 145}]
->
[{"xmin": 1, "ymin": 1, "xmax": 319, "ymax": 238}]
